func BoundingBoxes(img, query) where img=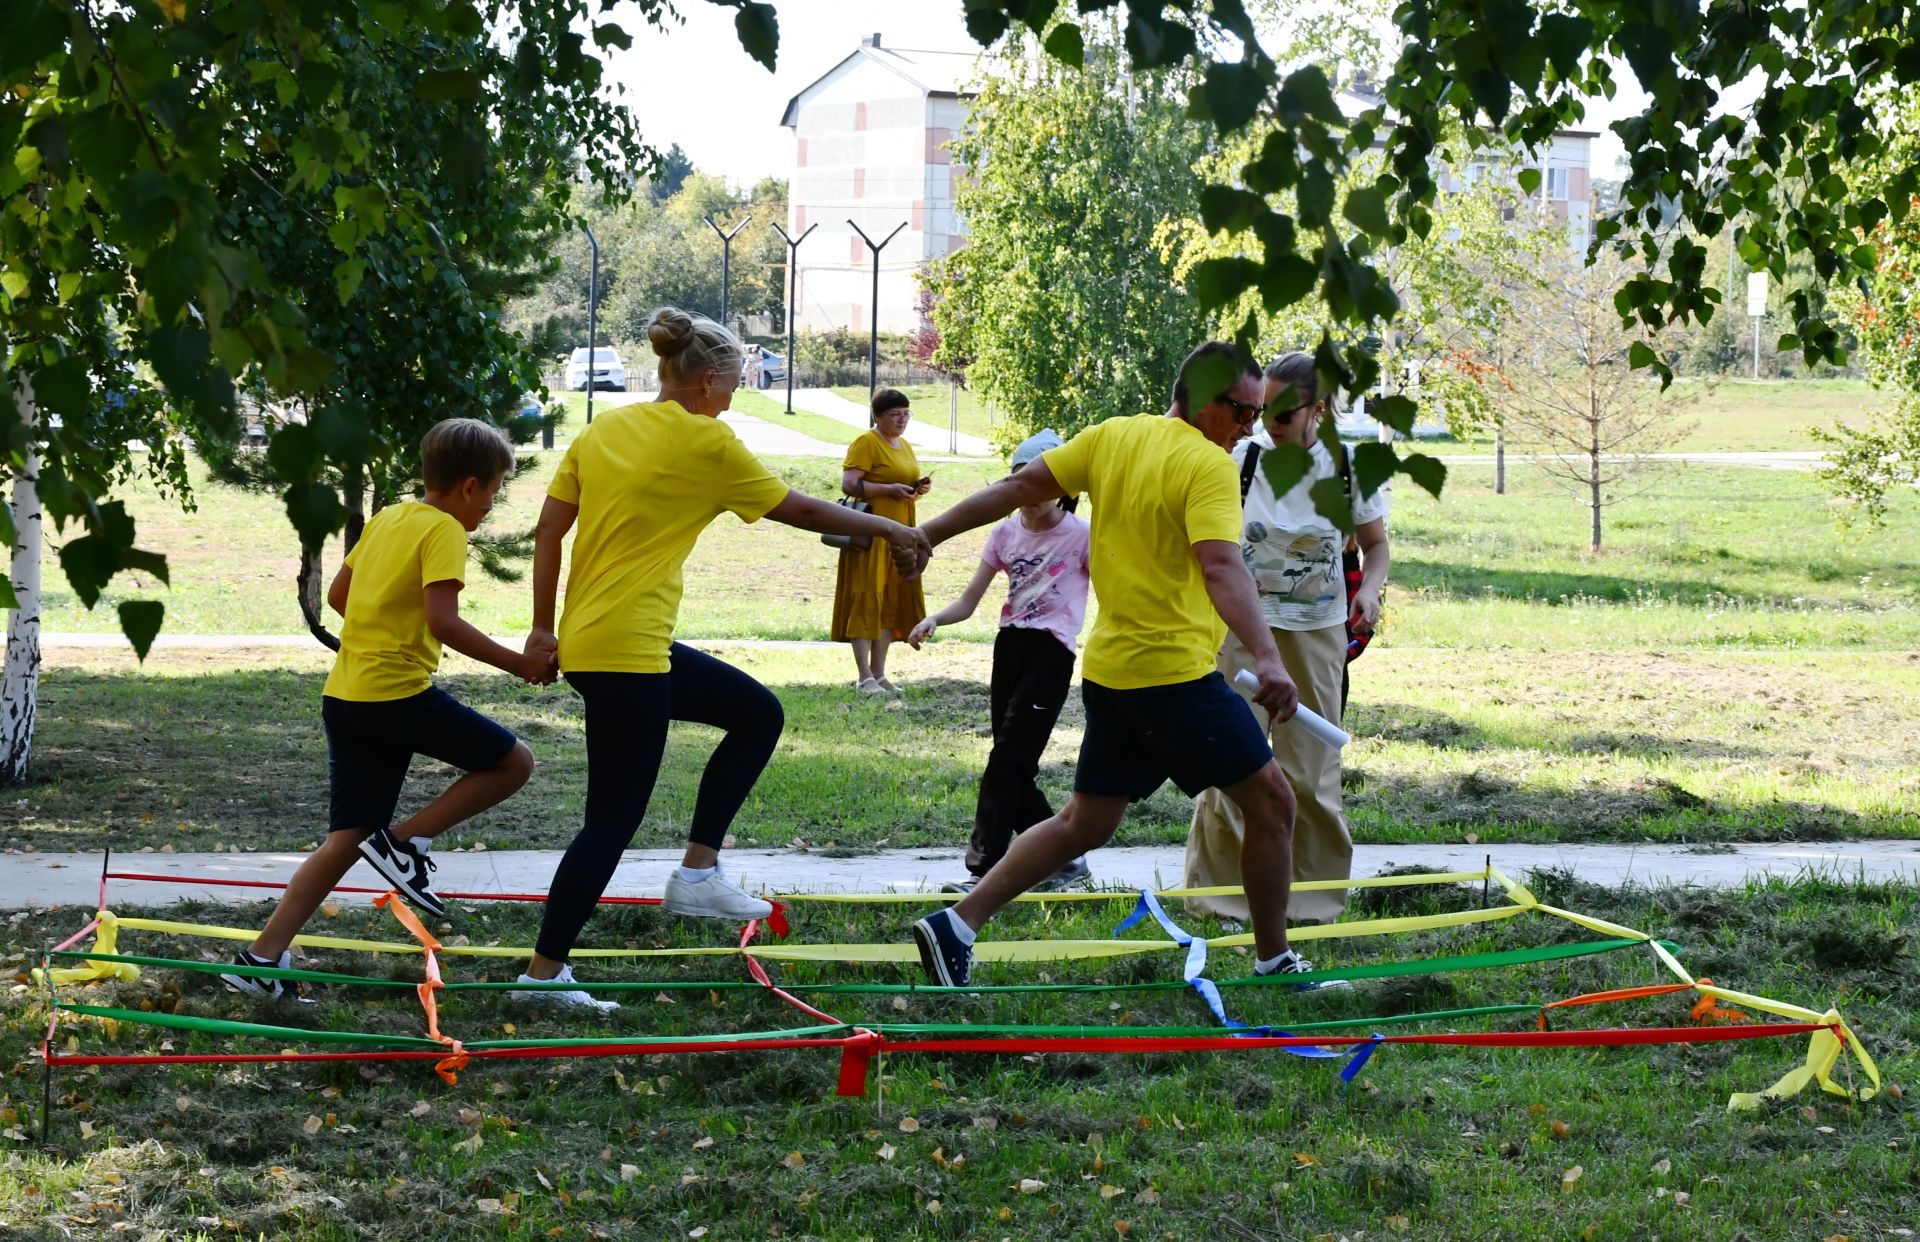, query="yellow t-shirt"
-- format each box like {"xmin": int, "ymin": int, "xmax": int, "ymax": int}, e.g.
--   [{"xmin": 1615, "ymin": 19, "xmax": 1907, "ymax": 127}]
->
[
  {"xmin": 1040, "ymin": 414, "xmax": 1242, "ymax": 690},
  {"xmin": 322, "ymin": 502, "xmax": 469, "ymax": 702},
  {"xmin": 551, "ymin": 401, "xmax": 790, "ymax": 673}
]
